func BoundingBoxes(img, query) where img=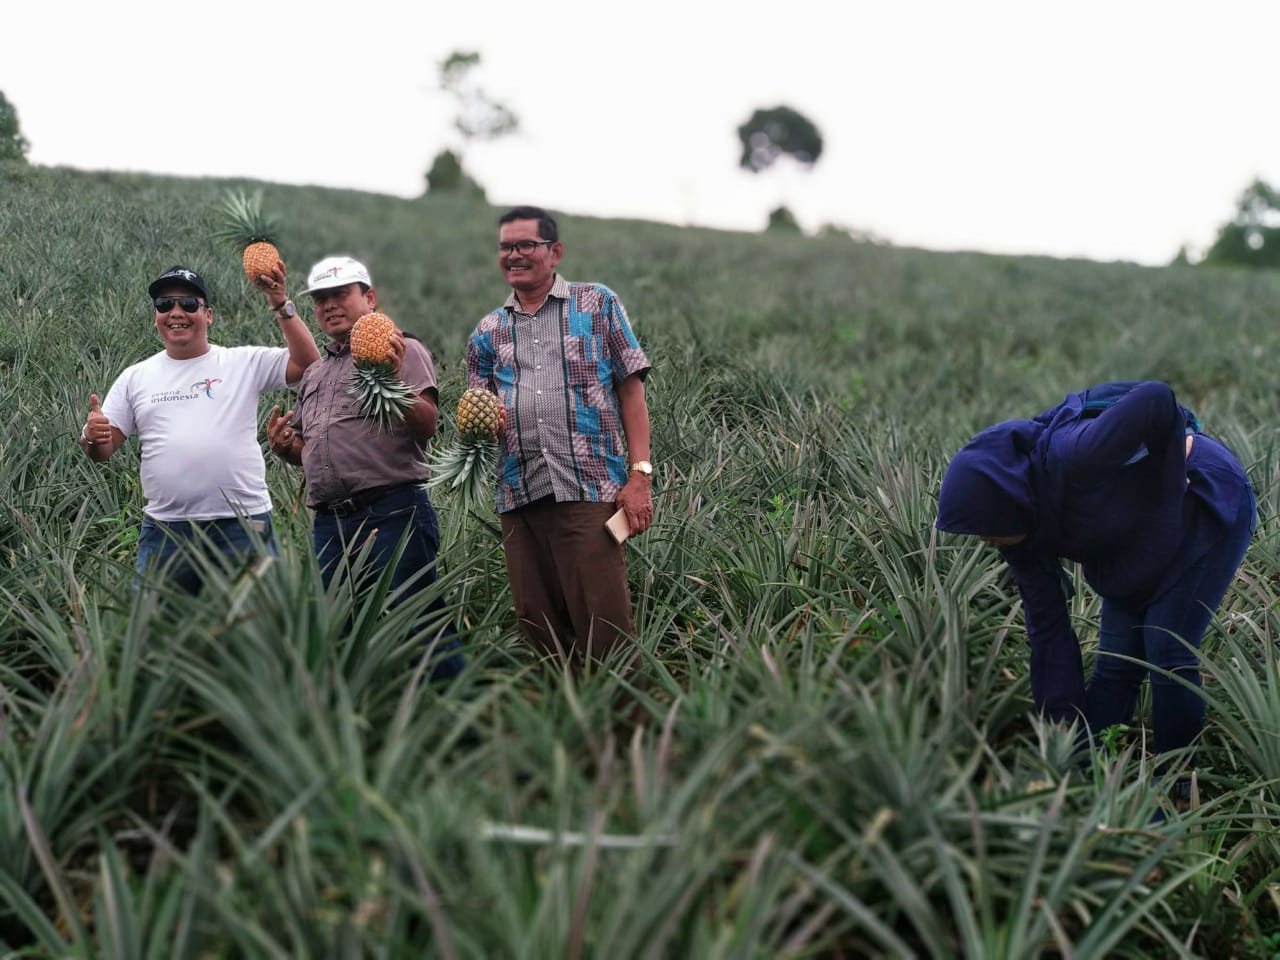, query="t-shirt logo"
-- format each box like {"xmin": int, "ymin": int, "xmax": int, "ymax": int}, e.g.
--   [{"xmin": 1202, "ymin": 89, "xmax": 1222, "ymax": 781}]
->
[{"xmin": 192, "ymin": 378, "xmax": 222, "ymax": 398}]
